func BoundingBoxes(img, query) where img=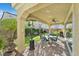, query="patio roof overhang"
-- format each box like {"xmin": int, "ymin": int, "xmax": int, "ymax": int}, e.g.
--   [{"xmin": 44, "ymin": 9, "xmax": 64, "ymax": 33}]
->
[{"xmin": 12, "ymin": 3, "xmax": 72, "ymax": 26}]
